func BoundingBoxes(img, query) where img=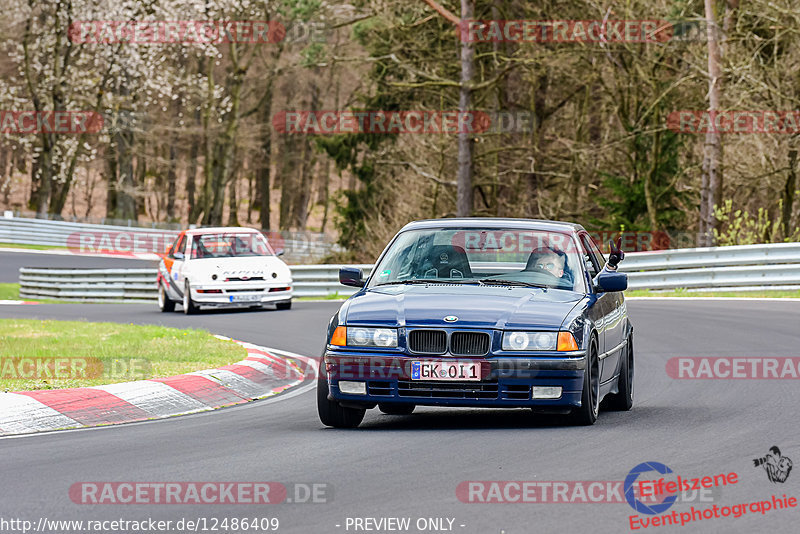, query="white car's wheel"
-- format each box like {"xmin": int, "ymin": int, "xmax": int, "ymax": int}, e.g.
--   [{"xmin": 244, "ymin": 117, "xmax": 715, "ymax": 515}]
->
[
  {"xmin": 183, "ymin": 281, "xmax": 197, "ymax": 315},
  {"xmin": 158, "ymin": 283, "xmax": 175, "ymax": 312}
]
